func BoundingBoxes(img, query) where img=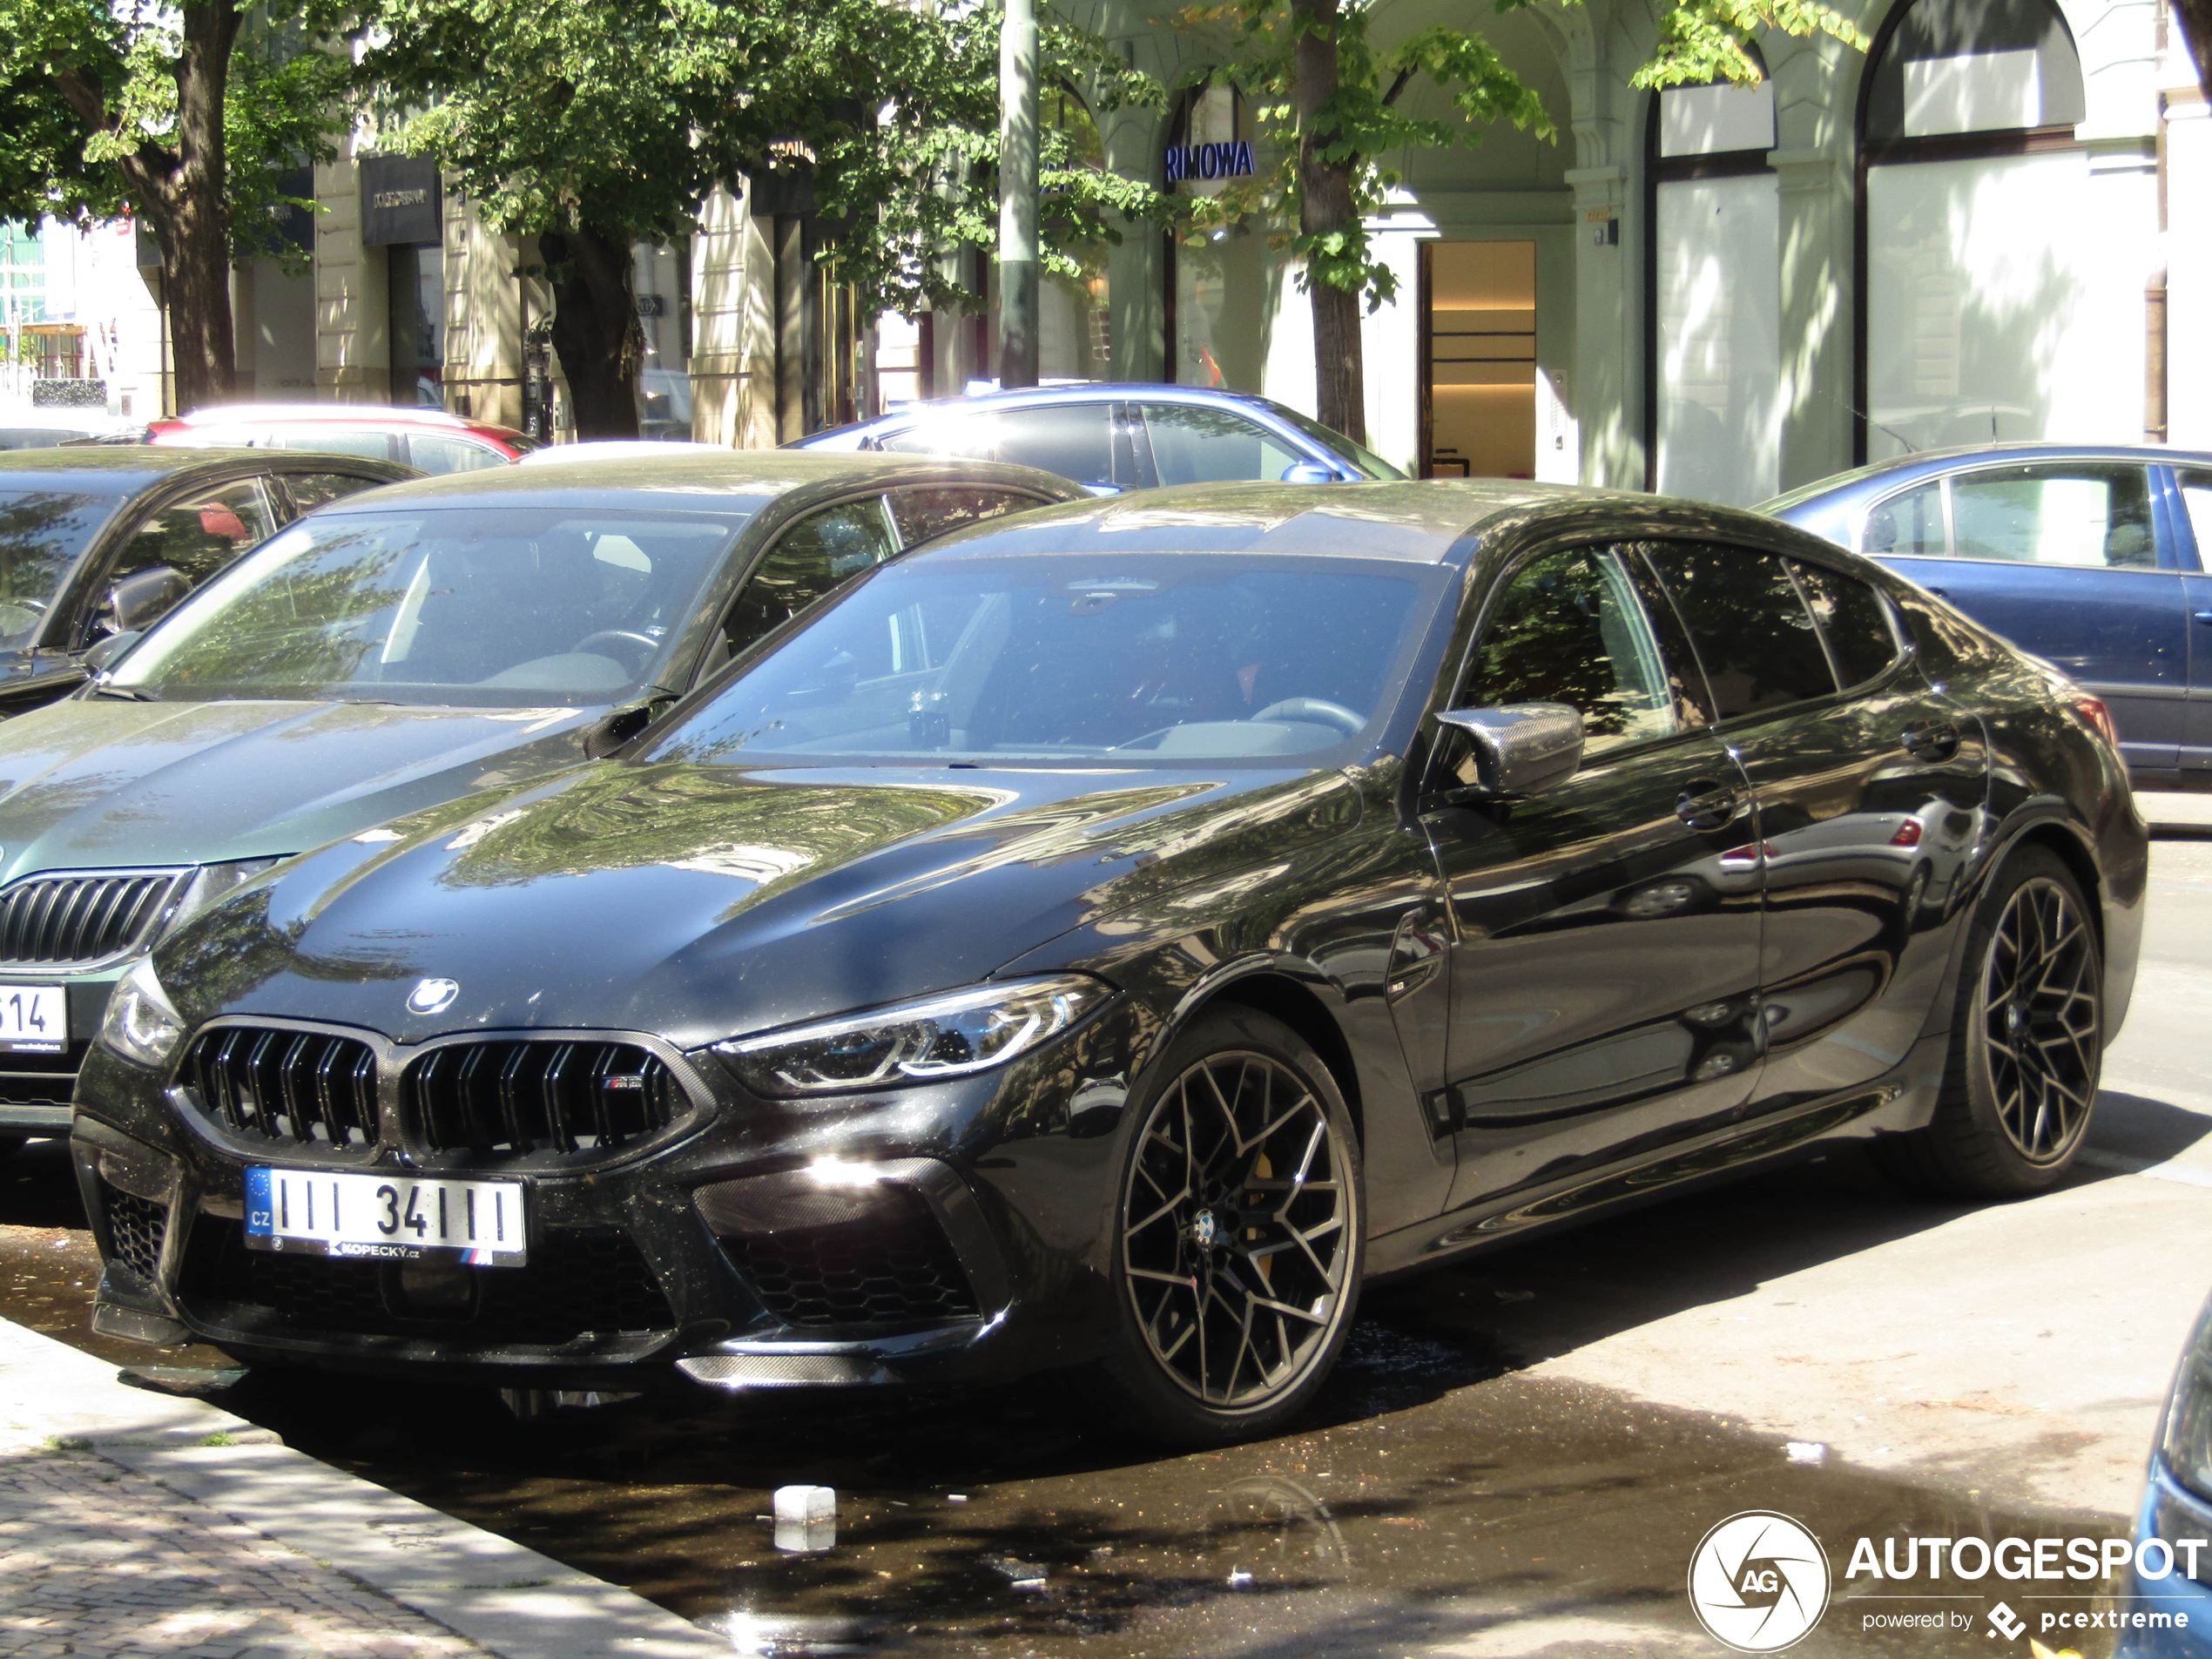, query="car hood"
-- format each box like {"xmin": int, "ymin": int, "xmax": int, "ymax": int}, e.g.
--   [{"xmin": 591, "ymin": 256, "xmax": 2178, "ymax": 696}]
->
[
  {"xmin": 0, "ymin": 696, "xmax": 604, "ymax": 883},
  {"xmin": 157, "ymin": 758, "xmax": 1363, "ymax": 1049}
]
